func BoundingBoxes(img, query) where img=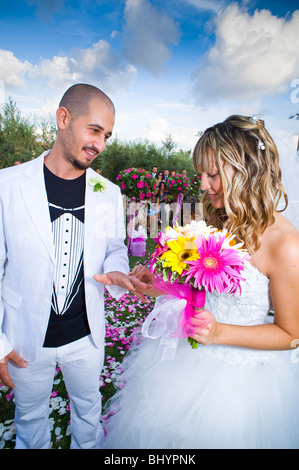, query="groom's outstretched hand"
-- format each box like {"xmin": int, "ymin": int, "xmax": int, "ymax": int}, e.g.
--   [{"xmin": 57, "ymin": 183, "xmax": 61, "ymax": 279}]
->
[
  {"xmin": 94, "ymin": 271, "xmax": 152, "ymax": 302},
  {"xmin": 94, "ymin": 268, "xmax": 164, "ymax": 302}
]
